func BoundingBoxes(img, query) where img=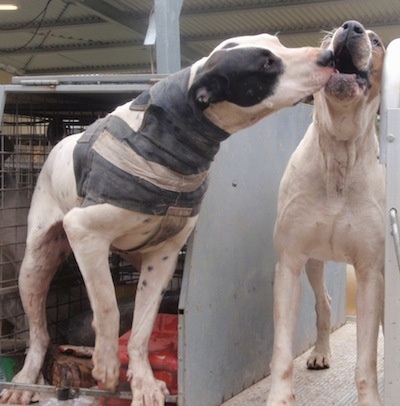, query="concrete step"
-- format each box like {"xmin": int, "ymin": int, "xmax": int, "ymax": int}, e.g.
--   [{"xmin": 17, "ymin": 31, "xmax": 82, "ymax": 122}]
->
[{"xmin": 221, "ymin": 319, "xmax": 384, "ymax": 406}]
